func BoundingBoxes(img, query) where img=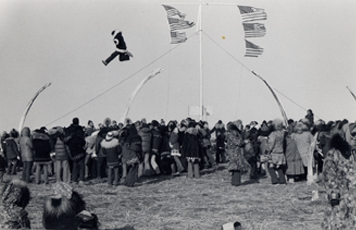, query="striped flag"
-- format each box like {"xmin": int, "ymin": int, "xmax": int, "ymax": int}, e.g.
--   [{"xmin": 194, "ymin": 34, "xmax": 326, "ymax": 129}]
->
[
  {"xmin": 245, "ymin": 39, "xmax": 263, "ymax": 57},
  {"xmin": 237, "ymin": 5, "xmax": 267, "ymax": 22},
  {"xmin": 162, "ymin": 4, "xmax": 186, "ymax": 19},
  {"xmin": 243, "ymin": 23, "xmax": 266, "ymax": 38},
  {"xmin": 167, "ymin": 17, "xmax": 195, "ymax": 31},
  {"xmin": 170, "ymin": 31, "xmax": 187, "ymax": 44},
  {"xmin": 162, "ymin": 4, "xmax": 195, "ymax": 44}
]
